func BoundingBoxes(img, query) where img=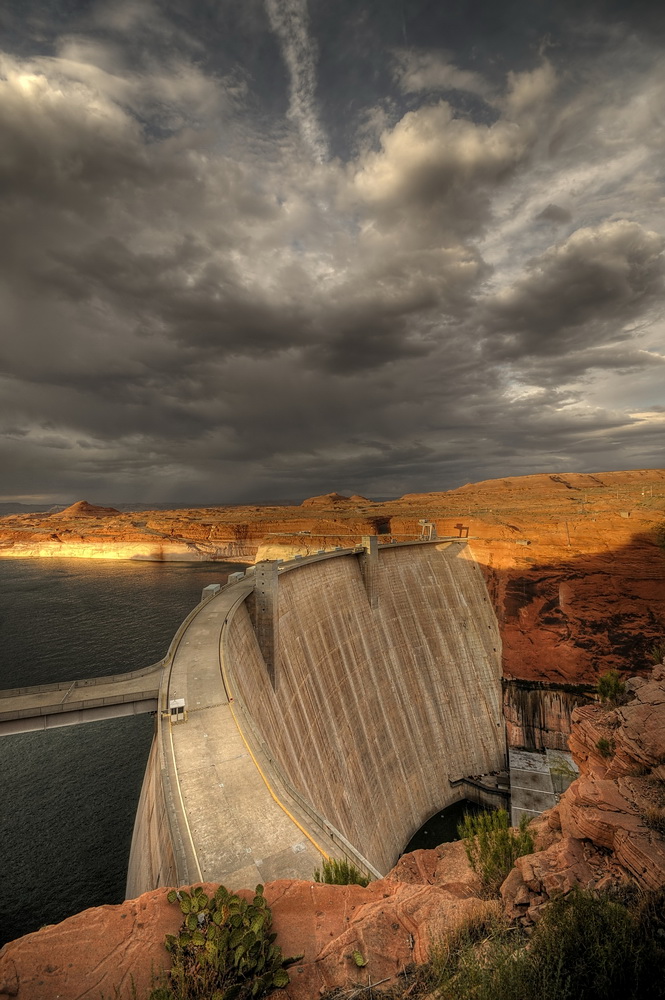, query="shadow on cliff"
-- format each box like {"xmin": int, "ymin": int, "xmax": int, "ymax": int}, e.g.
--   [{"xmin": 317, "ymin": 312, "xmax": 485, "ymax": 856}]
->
[{"xmin": 463, "ymin": 527, "xmax": 665, "ymax": 687}]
